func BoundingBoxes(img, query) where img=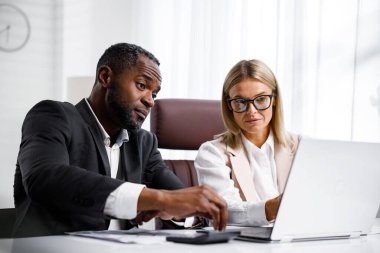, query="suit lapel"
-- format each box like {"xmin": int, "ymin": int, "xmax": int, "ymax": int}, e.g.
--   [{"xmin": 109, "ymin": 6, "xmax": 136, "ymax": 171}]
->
[
  {"xmin": 274, "ymin": 144, "xmax": 291, "ymax": 193},
  {"xmin": 76, "ymin": 99, "xmax": 111, "ymax": 177},
  {"xmin": 274, "ymin": 135, "xmax": 300, "ymax": 193},
  {"xmin": 225, "ymin": 133, "xmax": 300, "ymax": 200},
  {"xmin": 227, "ymin": 145, "xmax": 258, "ymax": 202},
  {"xmin": 119, "ymin": 136, "xmax": 142, "ymax": 183}
]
